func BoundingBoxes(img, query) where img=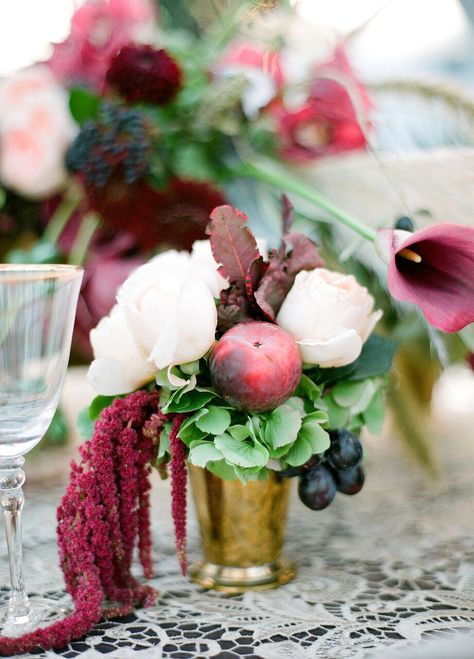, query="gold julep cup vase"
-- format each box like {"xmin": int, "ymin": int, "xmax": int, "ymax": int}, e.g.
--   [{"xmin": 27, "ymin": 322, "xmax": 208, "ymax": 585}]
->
[{"xmin": 188, "ymin": 466, "xmax": 295, "ymax": 593}]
